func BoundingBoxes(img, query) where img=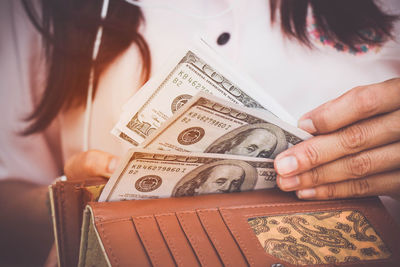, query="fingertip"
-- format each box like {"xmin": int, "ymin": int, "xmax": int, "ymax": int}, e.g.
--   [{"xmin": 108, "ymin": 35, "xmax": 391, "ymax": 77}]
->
[
  {"xmin": 296, "ymin": 188, "xmax": 316, "ymax": 199},
  {"xmin": 298, "ymin": 112, "xmax": 310, "ymax": 122},
  {"xmin": 298, "ymin": 118, "xmax": 317, "ymax": 134},
  {"xmin": 276, "ymin": 176, "xmax": 288, "ymax": 191},
  {"xmin": 278, "ymin": 175, "xmax": 300, "ymax": 191},
  {"xmin": 276, "ymin": 175, "xmax": 282, "ymax": 188},
  {"xmin": 275, "ymin": 155, "xmax": 298, "ymax": 176},
  {"xmin": 107, "ymin": 157, "xmax": 120, "ymax": 173}
]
